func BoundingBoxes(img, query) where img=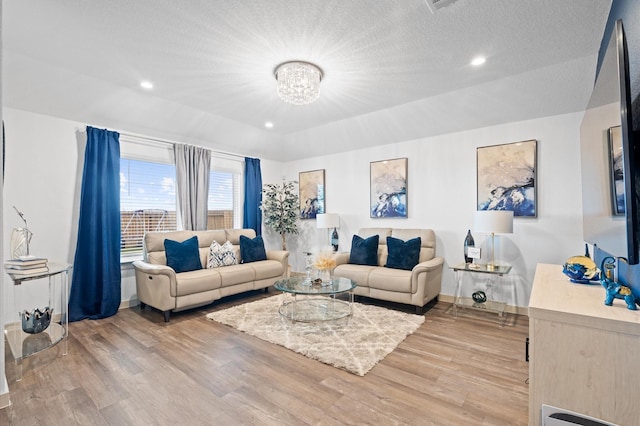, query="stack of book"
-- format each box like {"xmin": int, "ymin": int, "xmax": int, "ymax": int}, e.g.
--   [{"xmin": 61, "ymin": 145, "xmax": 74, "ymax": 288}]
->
[{"xmin": 4, "ymin": 256, "xmax": 49, "ymax": 275}]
